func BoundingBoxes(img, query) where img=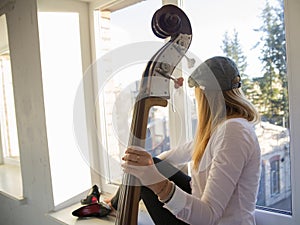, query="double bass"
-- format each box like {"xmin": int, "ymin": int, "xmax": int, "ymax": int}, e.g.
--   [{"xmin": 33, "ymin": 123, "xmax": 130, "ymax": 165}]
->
[{"xmin": 116, "ymin": 4, "xmax": 193, "ymax": 225}]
